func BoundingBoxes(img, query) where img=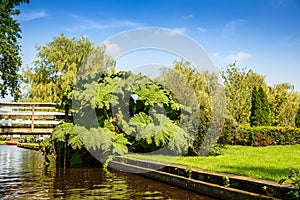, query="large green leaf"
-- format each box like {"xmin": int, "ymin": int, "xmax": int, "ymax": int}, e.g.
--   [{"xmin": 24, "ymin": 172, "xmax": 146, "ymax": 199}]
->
[
  {"xmin": 80, "ymin": 127, "xmax": 113, "ymax": 152},
  {"xmin": 95, "ymin": 82, "xmax": 118, "ymax": 109},
  {"xmin": 135, "ymin": 84, "xmax": 170, "ymax": 106},
  {"xmin": 104, "ymin": 119, "xmax": 115, "ymax": 131},
  {"xmin": 129, "ymin": 112, "xmax": 155, "ymax": 144},
  {"xmin": 68, "ymin": 135, "xmax": 83, "ymax": 150},
  {"xmin": 129, "ymin": 112, "xmax": 151, "ymax": 126},
  {"xmin": 52, "ymin": 123, "xmax": 75, "ymax": 142},
  {"xmin": 128, "ymin": 112, "xmax": 191, "ymax": 153},
  {"xmin": 116, "ymin": 110, "xmax": 135, "ymax": 135}
]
